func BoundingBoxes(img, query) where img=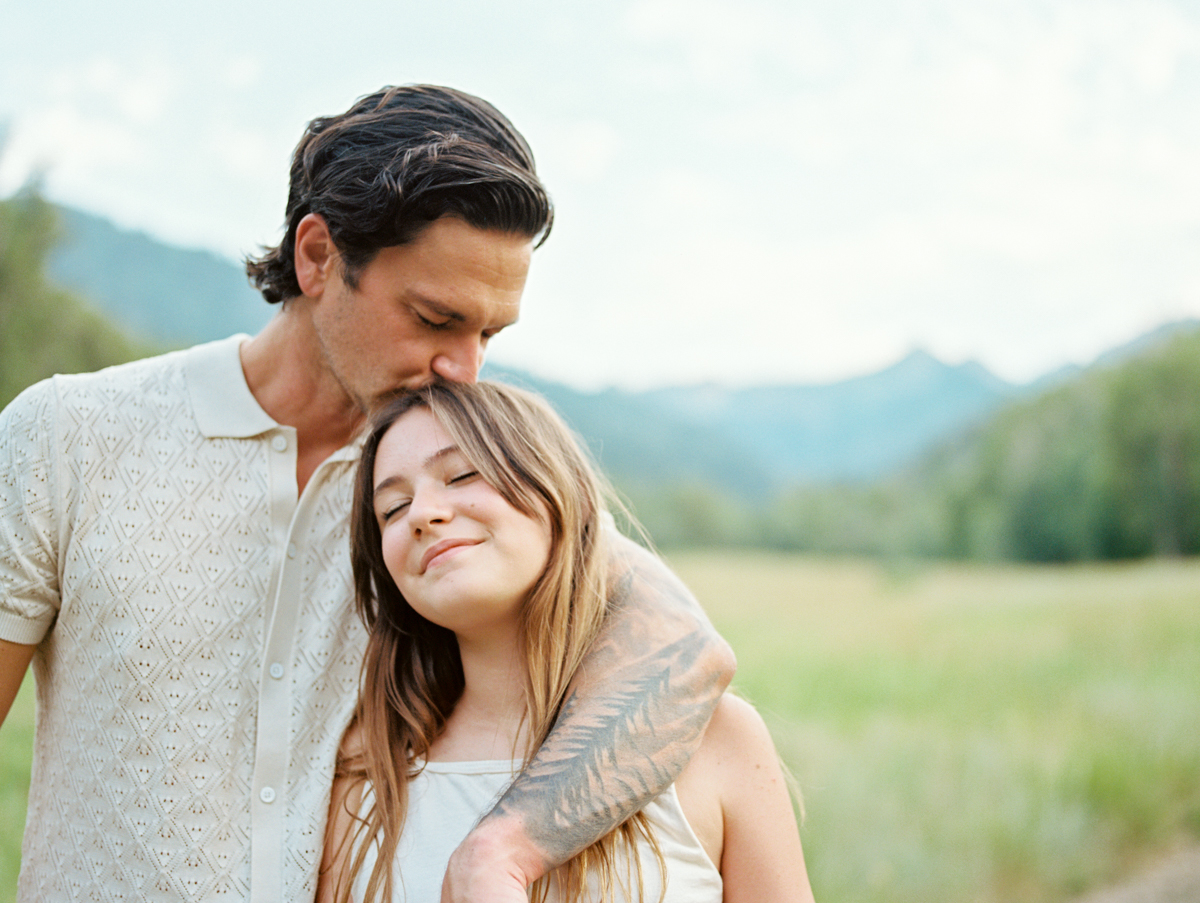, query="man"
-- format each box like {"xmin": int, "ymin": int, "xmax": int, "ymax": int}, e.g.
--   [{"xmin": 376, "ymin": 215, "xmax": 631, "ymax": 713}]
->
[{"xmin": 0, "ymin": 85, "xmax": 734, "ymax": 902}]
